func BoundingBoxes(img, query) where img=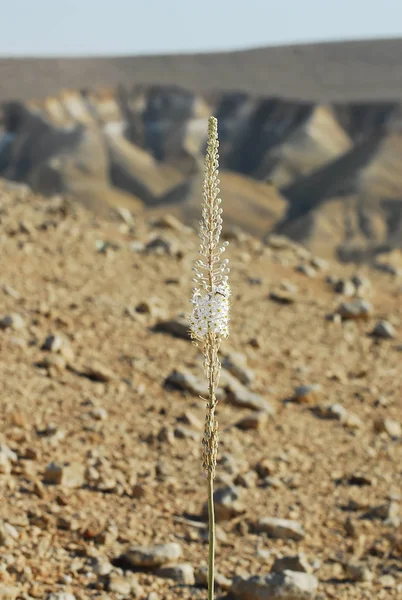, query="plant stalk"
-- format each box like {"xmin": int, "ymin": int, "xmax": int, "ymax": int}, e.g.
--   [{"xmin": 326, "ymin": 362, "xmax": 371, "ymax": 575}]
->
[{"xmin": 207, "ymin": 468, "xmax": 215, "ymax": 600}]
